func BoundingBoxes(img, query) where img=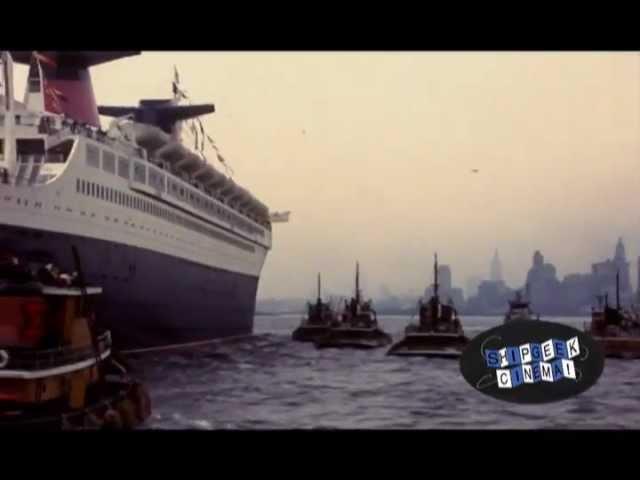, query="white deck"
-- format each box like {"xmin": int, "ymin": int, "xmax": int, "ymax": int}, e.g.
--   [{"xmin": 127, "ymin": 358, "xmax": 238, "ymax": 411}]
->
[
  {"xmin": 40, "ymin": 286, "xmax": 102, "ymax": 296},
  {"xmin": 0, "ymin": 349, "xmax": 110, "ymax": 379}
]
